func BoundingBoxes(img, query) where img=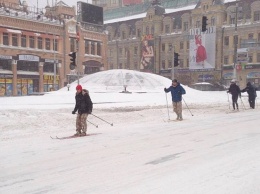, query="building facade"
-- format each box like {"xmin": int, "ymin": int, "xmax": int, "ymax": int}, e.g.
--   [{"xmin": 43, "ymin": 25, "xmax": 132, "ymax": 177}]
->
[
  {"xmin": 0, "ymin": 0, "xmax": 107, "ymax": 96},
  {"xmin": 105, "ymin": 0, "xmax": 260, "ymax": 89}
]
